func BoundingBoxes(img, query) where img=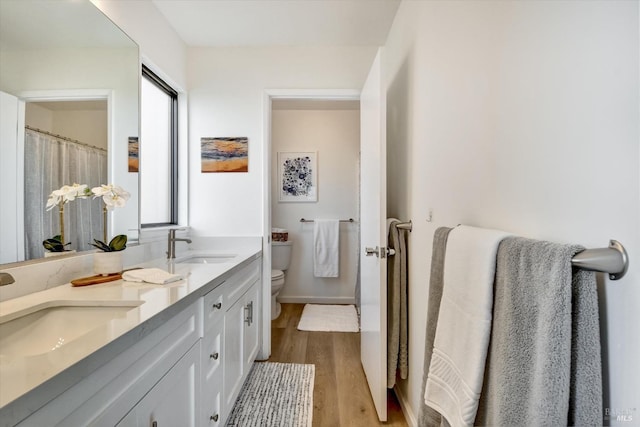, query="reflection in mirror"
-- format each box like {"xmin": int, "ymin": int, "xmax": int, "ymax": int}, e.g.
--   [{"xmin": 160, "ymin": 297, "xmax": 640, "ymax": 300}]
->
[
  {"xmin": 24, "ymin": 101, "xmax": 107, "ymax": 259},
  {"xmin": 0, "ymin": 0, "xmax": 139, "ymax": 264}
]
